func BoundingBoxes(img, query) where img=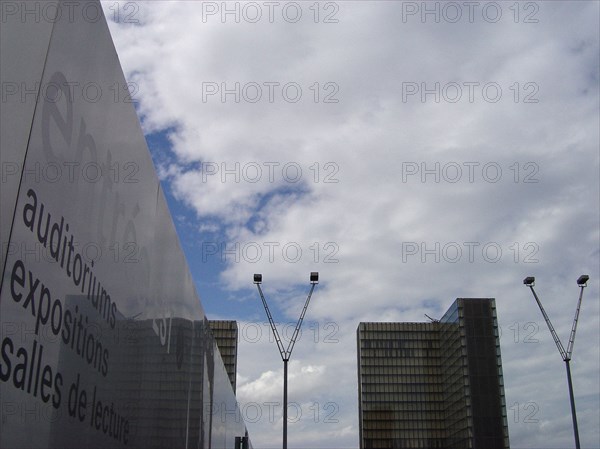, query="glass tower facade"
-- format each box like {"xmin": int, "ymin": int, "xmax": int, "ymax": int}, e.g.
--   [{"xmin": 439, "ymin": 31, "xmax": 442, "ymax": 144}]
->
[
  {"xmin": 0, "ymin": 2, "xmax": 252, "ymax": 447},
  {"xmin": 209, "ymin": 320, "xmax": 239, "ymax": 393},
  {"xmin": 357, "ymin": 298, "xmax": 509, "ymax": 449}
]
